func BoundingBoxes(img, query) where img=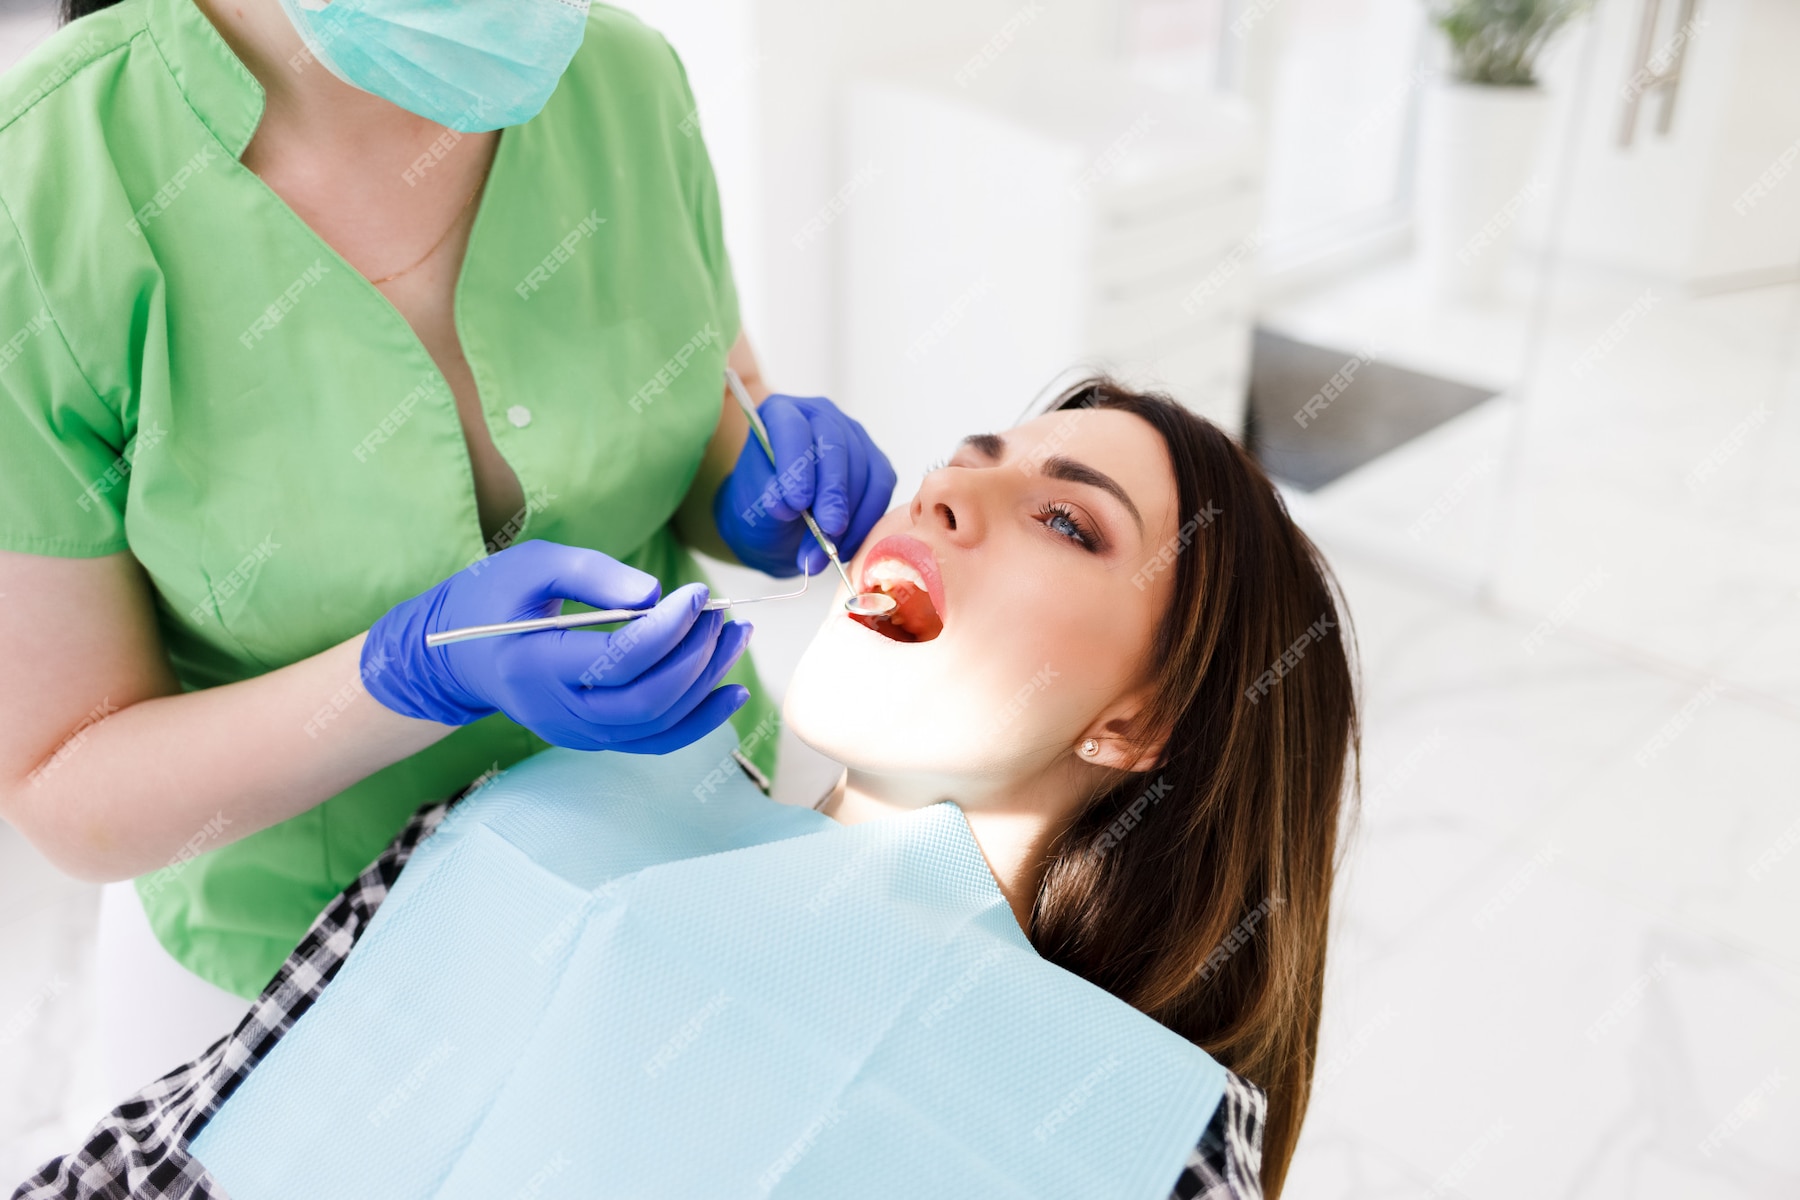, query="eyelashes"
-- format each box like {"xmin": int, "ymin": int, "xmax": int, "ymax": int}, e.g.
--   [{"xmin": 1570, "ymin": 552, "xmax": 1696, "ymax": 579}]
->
[
  {"xmin": 1037, "ymin": 501, "xmax": 1100, "ymax": 551},
  {"xmin": 934, "ymin": 460, "xmax": 1106, "ymax": 552}
]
